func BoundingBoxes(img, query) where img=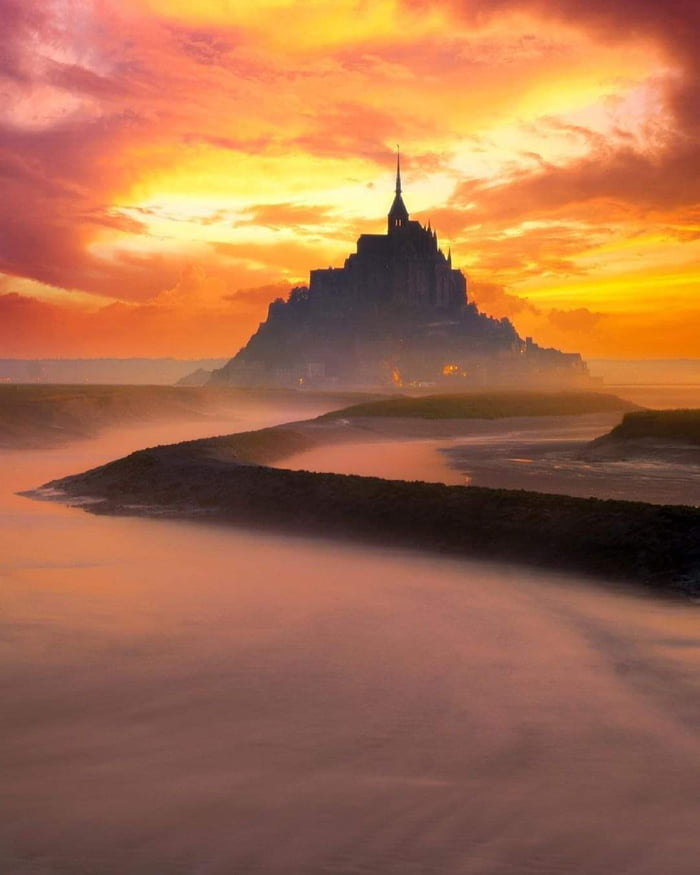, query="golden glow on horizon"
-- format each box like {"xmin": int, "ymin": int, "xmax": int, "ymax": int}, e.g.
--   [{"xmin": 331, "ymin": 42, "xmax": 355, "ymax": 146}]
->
[
  {"xmin": 520, "ymin": 263, "xmax": 700, "ymax": 311},
  {"xmin": 1, "ymin": 0, "xmax": 698, "ymax": 359}
]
